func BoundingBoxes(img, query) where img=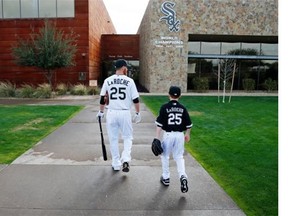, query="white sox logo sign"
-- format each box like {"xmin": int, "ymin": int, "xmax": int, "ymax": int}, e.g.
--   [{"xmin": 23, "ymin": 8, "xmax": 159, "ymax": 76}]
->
[{"xmin": 159, "ymin": 1, "xmax": 180, "ymax": 32}]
